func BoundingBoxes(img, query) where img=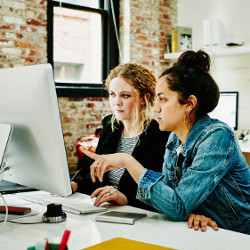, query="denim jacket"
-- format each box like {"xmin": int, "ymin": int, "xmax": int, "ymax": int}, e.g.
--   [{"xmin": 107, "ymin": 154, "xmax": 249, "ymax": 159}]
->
[{"xmin": 137, "ymin": 115, "xmax": 250, "ymax": 234}]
